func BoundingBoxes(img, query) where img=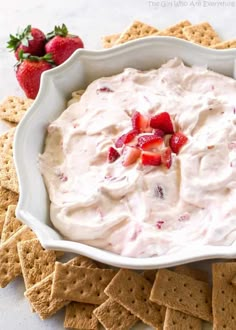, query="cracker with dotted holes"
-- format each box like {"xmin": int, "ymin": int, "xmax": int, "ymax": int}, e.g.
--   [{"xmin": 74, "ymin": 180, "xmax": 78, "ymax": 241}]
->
[
  {"xmin": 0, "ymin": 186, "xmax": 18, "ymax": 236},
  {"xmin": 0, "ymin": 225, "xmax": 36, "ymax": 288},
  {"xmin": 0, "ymin": 96, "xmax": 33, "ymax": 123},
  {"xmin": 104, "ymin": 269, "xmax": 163, "ymax": 329},
  {"xmin": 0, "ymin": 128, "xmax": 19, "ymax": 193},
  {"xmin": 163, "ymin": 308, "xmax": 202, "ymax": 330},
  {"xmin": 64, "ymin": 302, "xmax": 98, "ymax": 329},
  {"xmin": 174, "ymin": 265, "xmax": 209, "ymax": 282},
  {"xmin": 67, "ymin": 89, "xmax": 85, "ymax": 106},
  {"xmin": 93, "ymin": 297, "xmax": 138, "ymax": 330},
  {"xmin": 212, "ymin": 39, "xmax": 236, "ymax": 49},
  {"xmin": 183, "ymin": 22, "xmax": 221, "ymax": 47},
  {"xmin": 115, "ymin": 20, "xmax": 159, "ymax": 45},
  {"xmin": 52, "ymin": 262, "xmax": 116, "ymax": 304},
  {"xmin": 150, "ymin": 269, "xmax": 212, "ymax": 322},
  {"xmin": 102, "ymin": 33, "xmax": 120, "ymax": 48},
  {"xmin": 17, "ymin": 238, "xmax": 57, "ymax": 289},
  {"xmin": 25, "ymin": 256, "xmax": 98, "ymax": 319},
  {"xmin": 157, "ymin": 20, "xmax": 191, "ymax": 40},
  {"xmin": 1, "ymin": 205, "xmax": 23, "ymax": 242},
  {"xmin": 212, "ymin": 262, "xmax": 236, "ymax": 329}
]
